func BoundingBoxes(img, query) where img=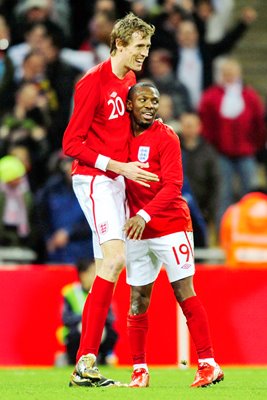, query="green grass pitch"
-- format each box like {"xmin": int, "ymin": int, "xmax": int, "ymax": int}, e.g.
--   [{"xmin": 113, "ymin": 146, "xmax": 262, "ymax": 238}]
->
[{"xmin": 0, "ymin": 366, "xmax": 266, "ymax": 400}]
